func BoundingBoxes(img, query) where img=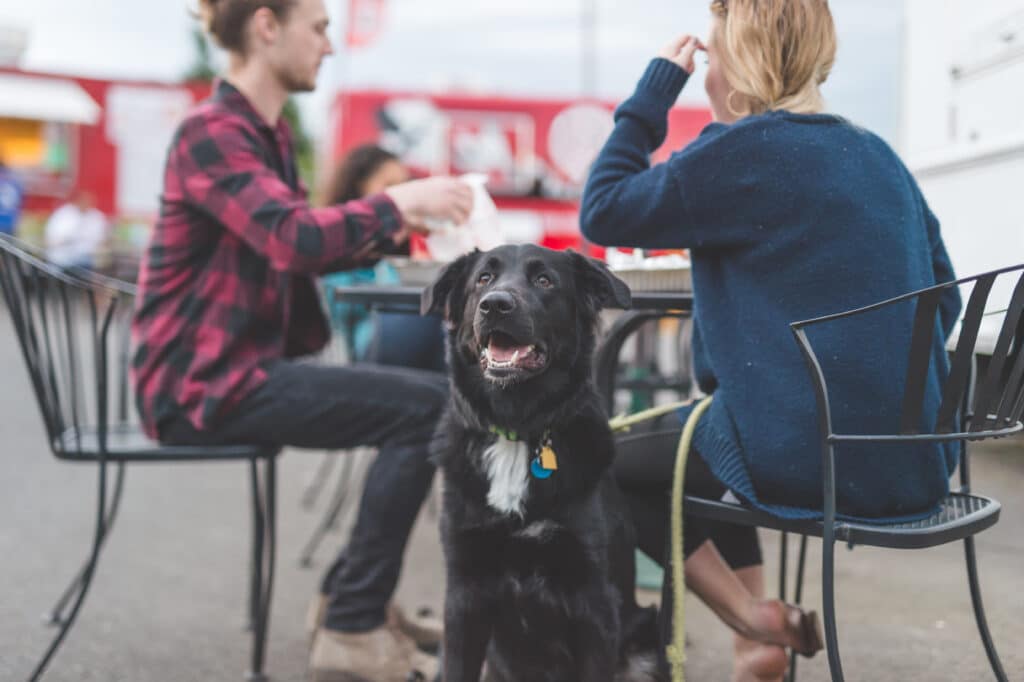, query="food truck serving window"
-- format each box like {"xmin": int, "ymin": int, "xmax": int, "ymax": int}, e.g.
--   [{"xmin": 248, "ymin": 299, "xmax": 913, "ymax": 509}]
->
[{"xmin": 0, "ymin": 117, "xmax": 74, "ymax": 196}]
